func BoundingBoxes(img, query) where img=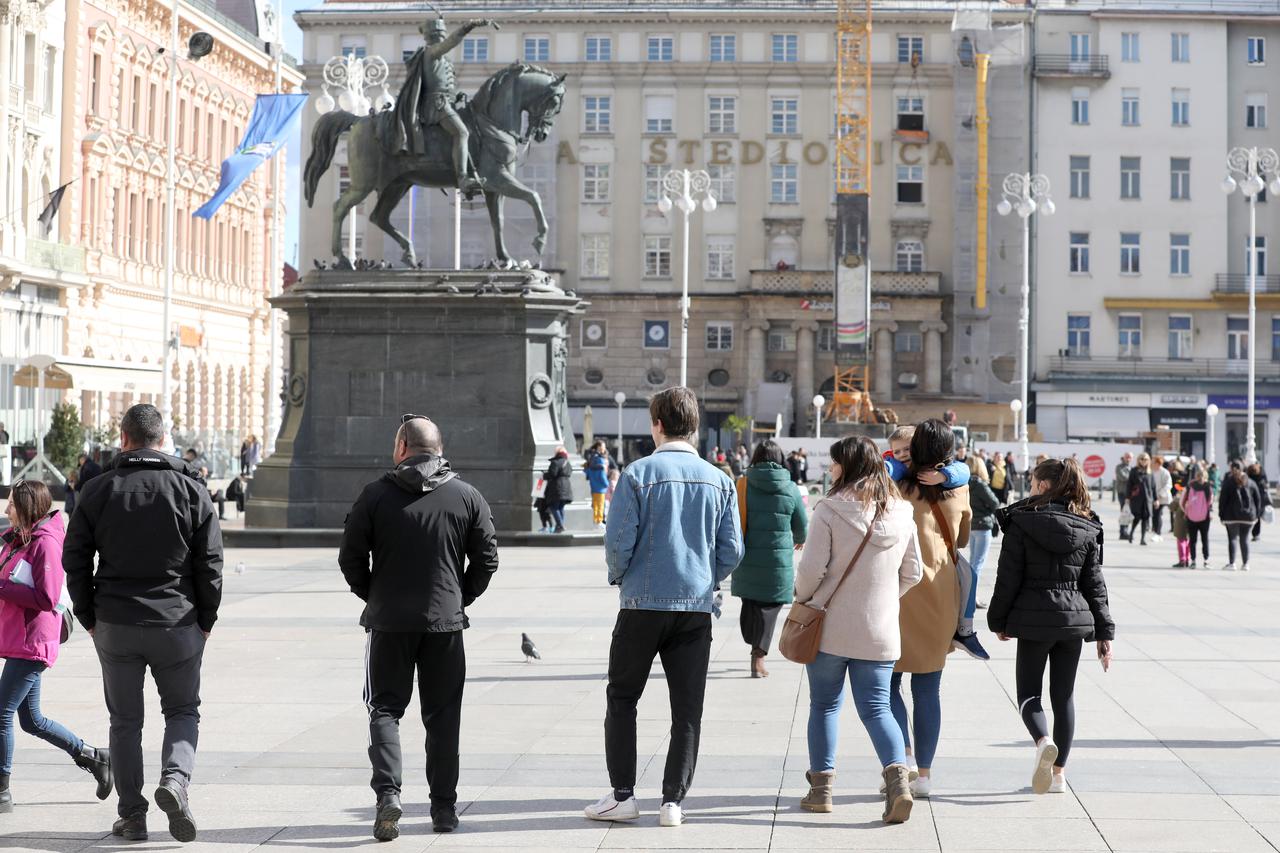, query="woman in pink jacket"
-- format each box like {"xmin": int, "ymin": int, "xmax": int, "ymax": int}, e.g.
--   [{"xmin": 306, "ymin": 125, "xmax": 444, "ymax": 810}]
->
[{"xmin": 0, "ymin": 480, "xmax": 111, "ymax": 812}]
